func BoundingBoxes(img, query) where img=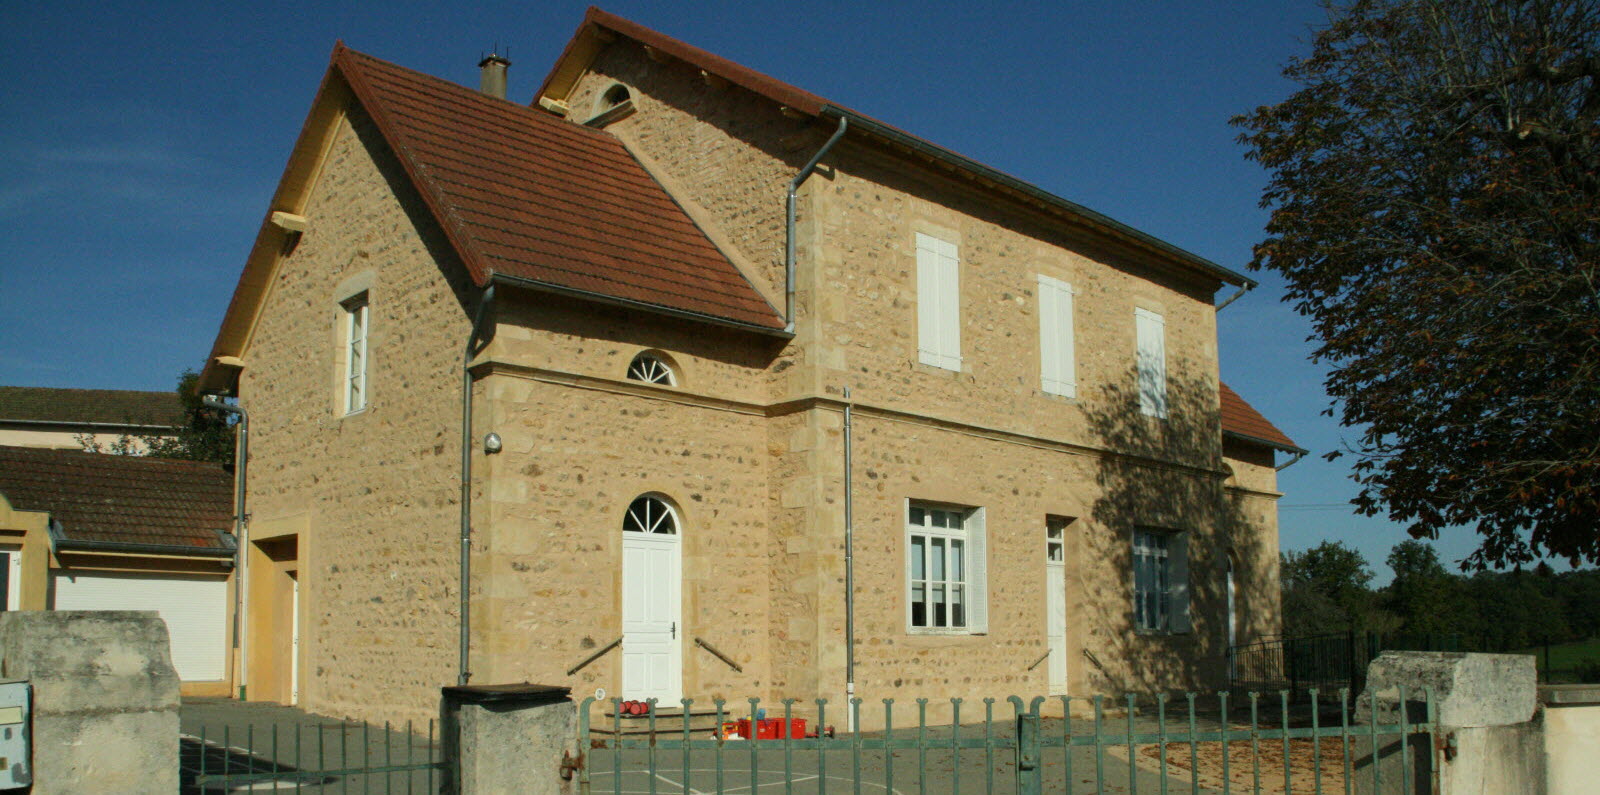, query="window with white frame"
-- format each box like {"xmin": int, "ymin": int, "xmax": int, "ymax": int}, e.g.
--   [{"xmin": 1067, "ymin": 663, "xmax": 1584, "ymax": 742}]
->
[
  {"xmin": 1132, "ymin": 528, "xmax": 1189, "ymax": 633},
  {"xmin": 1045, "ymin": 517, "xmax": 1067, "ymax": 563},
  {"xmin": 626, "ymin": 352, "xmax": 676, "ymax": 386},
  {"xmin": 1135, "ymin": 308, "xmax": 1167, "ymax": 418},
  {"xmin": 343, "ymin": 294, "xmax": 369, "ymax": 414},
  {"xmin": 915, "ymin": 233, "xmax": 961, "ymax": 370},
  {"xmin": 907, "ymin": 502, "xmax": 986, "ymax": 632},
  {"xmin": 1038, "ymin": 275, "xmax": 1077, "ymax": 397}
]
